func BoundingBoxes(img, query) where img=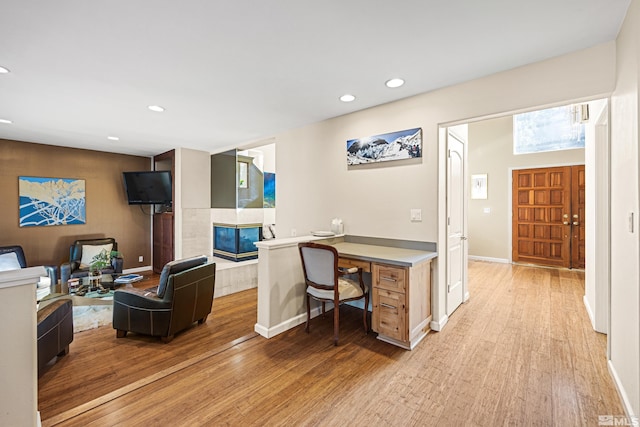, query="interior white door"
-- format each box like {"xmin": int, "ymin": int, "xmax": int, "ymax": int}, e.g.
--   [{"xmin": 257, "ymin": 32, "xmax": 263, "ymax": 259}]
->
[{"xmin": 447, "ymin": 130, "xmax": 466, "ymax": 315}]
